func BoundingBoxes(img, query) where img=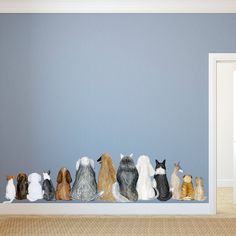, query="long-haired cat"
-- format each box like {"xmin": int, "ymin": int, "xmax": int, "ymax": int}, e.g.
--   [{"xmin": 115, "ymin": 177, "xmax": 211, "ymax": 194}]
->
[
  {"xmin": 154, "ymin": 159, "xmax": 172, "ymax": 201},
  {"xmin": 114, "ymin": 153, "xmax": 139, "ymax": 202}
]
